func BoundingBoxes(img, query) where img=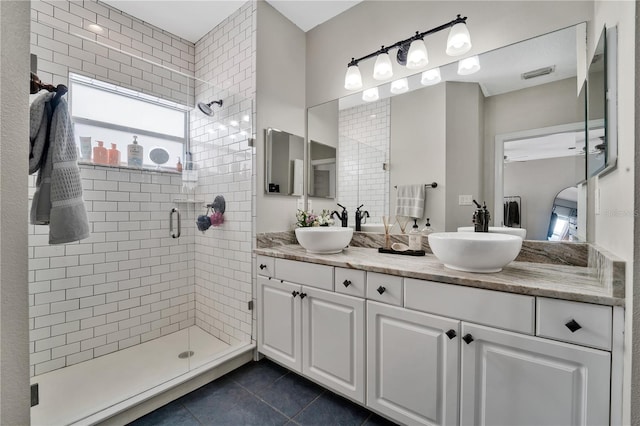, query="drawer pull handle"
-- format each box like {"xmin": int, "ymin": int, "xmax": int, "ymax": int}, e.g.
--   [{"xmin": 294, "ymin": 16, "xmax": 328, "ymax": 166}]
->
[
  {"xmin": 291, "ymin": 291, "xmax": 299, "ymax": 298},
  {"xmin": 445, "ymin": 329, "xmax": 457, "ymax": 340},
  {"xmin": 299, "ymin": 292, "xmax": 307, "ymax": 299},
  {"xmin": 462, "ymin": 334, "xmax": 474, "ymax": 344},
  {"xmin": 376, "ymin": 286, "xmax": 386, "ymax": 295},
  {"xmin": 565, "ymin": 319, "xmax": 582, "ymax": 333},
  {"xmin": 343, "ymin": 280, "xmax": 352, "ymax": 287},
  {"xmin": 259, "ymin": 264, "xmax": 267, "ymax": 270}
]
